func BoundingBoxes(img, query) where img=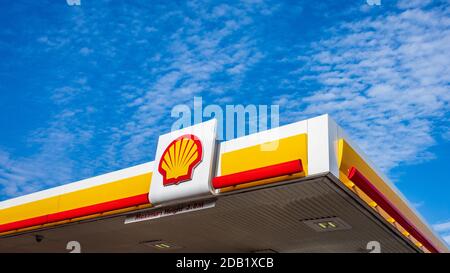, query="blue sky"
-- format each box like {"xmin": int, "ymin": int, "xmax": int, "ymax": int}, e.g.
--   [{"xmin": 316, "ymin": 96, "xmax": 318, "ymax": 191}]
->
[{"xmin": 0, "ymin": 0, "xmax": 449, "ymax": 244}]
